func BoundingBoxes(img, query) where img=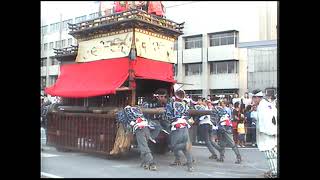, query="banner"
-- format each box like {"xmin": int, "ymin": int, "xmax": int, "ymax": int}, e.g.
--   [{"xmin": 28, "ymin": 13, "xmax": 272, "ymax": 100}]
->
[
  {"xmin": 76, "ymin": 30, "xmax": 133, "ymax": 63},
  {"xmin": 135, "ymin": 28, "xmax": 176, "ymax": 64}
]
